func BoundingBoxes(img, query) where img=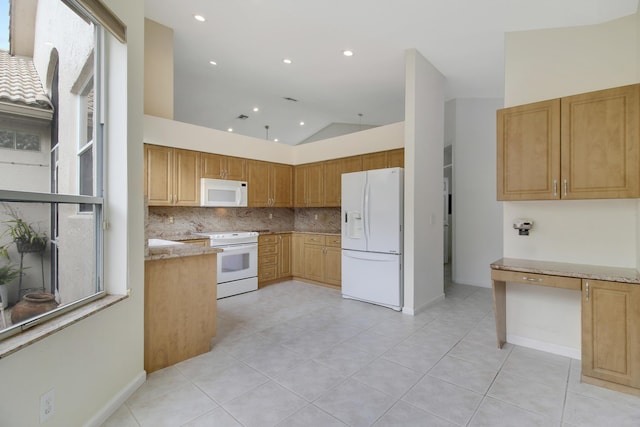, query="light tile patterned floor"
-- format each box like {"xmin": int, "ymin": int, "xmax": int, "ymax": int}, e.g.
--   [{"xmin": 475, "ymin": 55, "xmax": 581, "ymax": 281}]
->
[{"xmin": 103, "ymin": 276, "xmax": 640, "ymax": 427}]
